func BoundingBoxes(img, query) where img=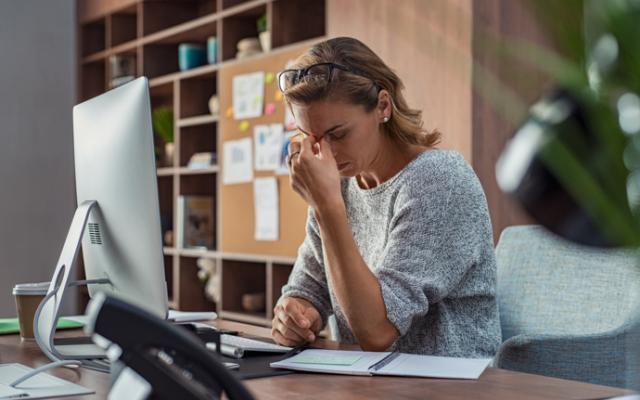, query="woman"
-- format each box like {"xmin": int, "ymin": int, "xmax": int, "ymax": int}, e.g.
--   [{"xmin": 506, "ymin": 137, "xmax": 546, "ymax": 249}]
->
[{"xmin": 272, "ymin": 37, "xmax": 501, "ymax": 357}]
